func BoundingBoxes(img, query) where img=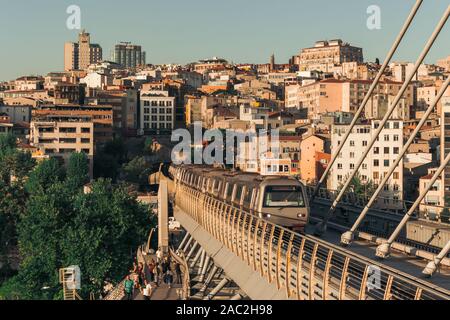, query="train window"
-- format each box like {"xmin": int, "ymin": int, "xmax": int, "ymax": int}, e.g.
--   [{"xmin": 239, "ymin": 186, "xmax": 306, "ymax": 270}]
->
[
  {"xmin": 243, "ymin": 187, "xmax": 252, "ymax": 207},
  {"xmin": 207, "ymin": 179, "xmax": 213, "ymax": 193},
  {"xmin": 226, "ymin": 183, "xmax": 234, "ymax": 200},
  {"xmin": 234, "ymin": 185, "xmax": 243, "ymax": 204},
  {"xmin": 210, "ymin": 179, "xmax": 217, "ymax": 194},
  {"xmin": 263, "ymin": 186, "xmax": 305, "ymax": 208},
  {"xmin": 214, "ymin": 180, "xmax": 221, "ymax": 195},
  {"xmin": 250, "ymin": 188, "xmax": 257, "ymax": 209}
]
